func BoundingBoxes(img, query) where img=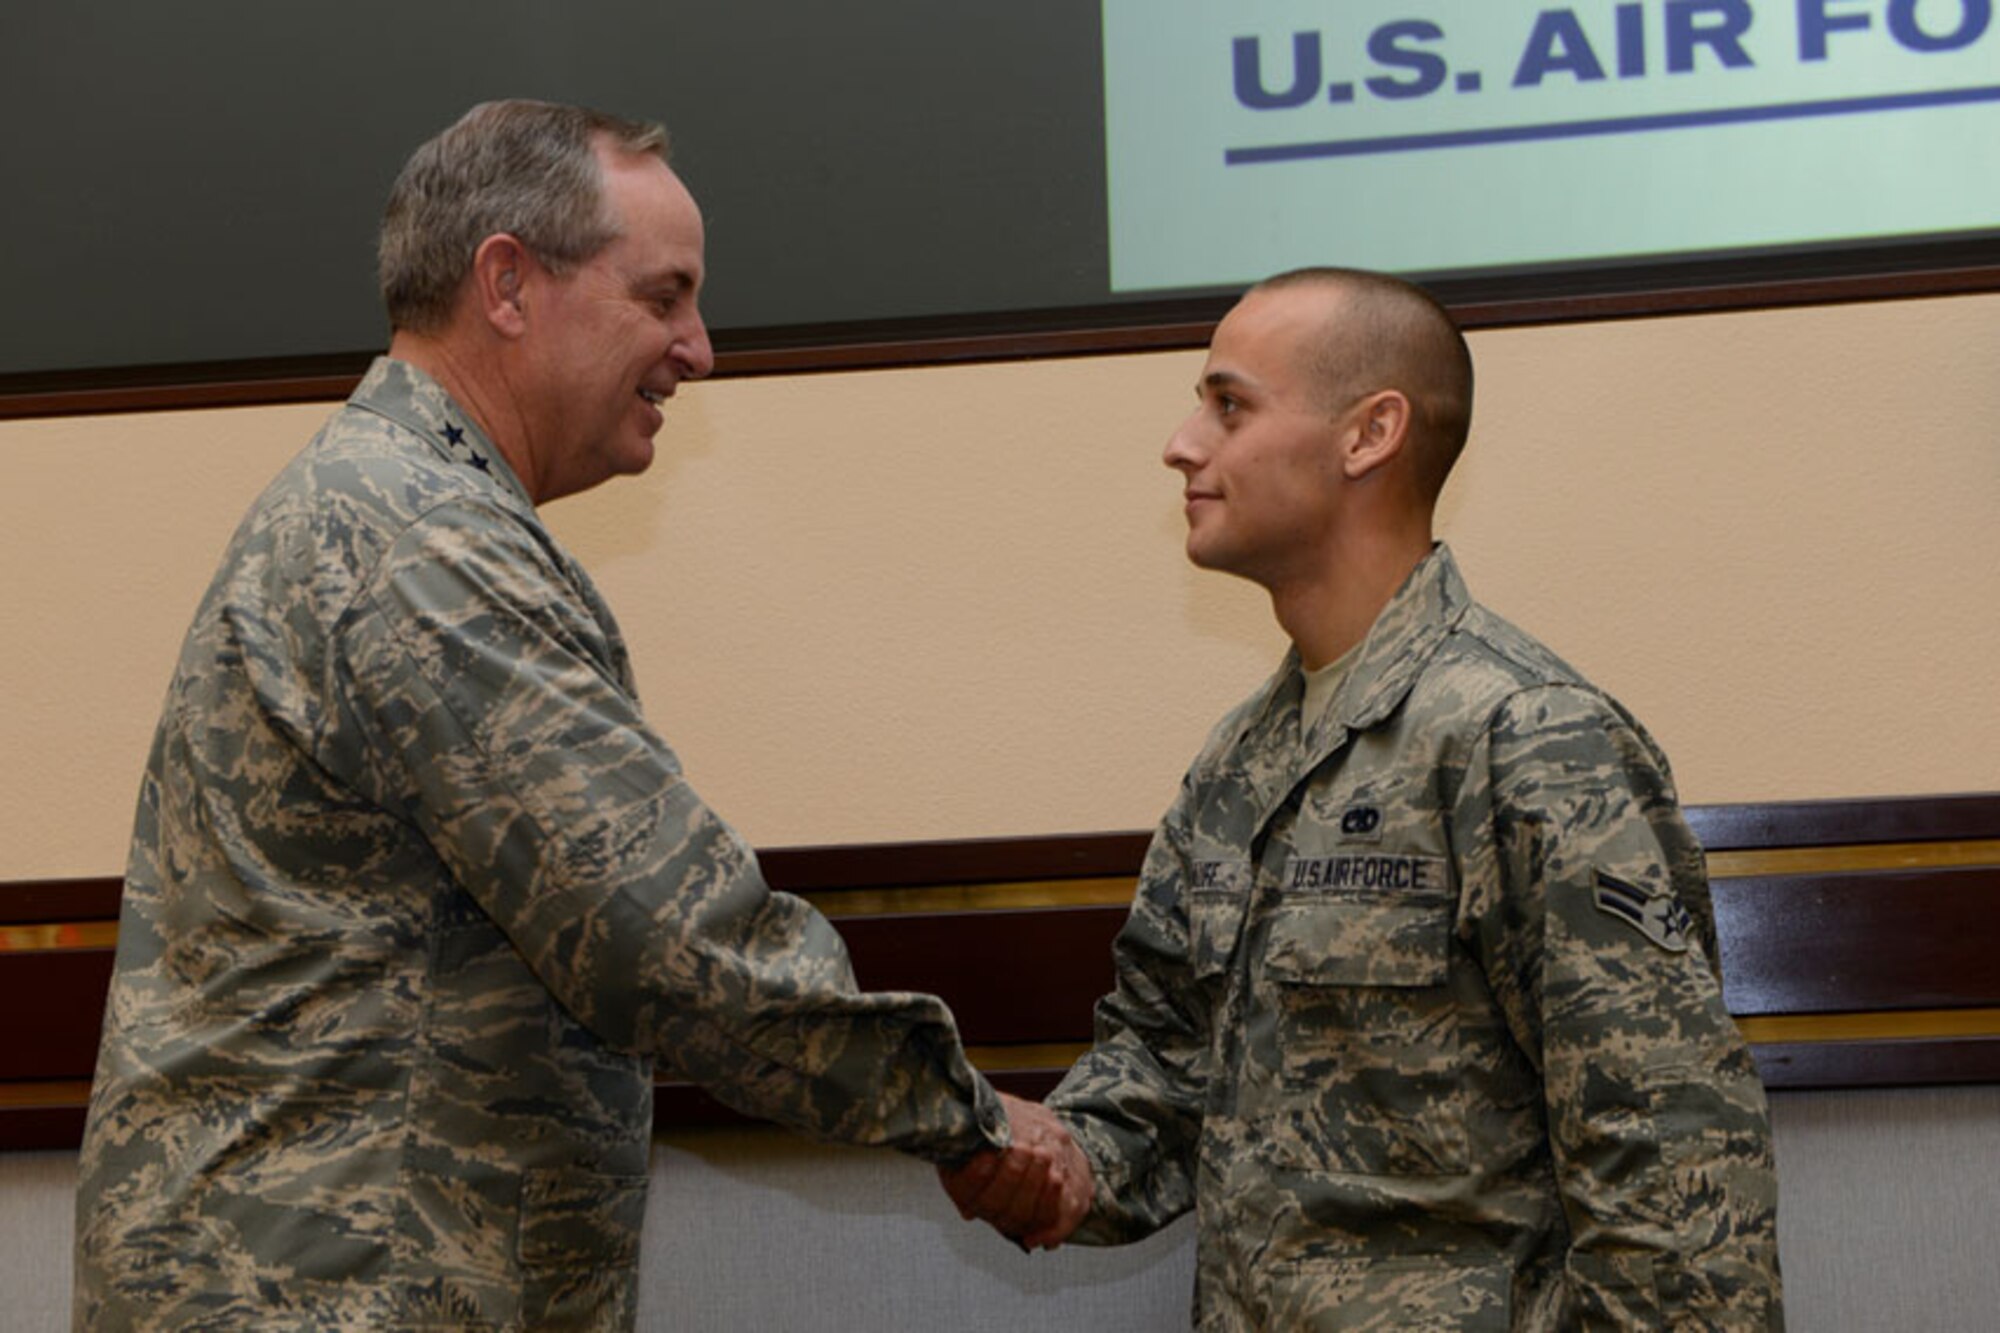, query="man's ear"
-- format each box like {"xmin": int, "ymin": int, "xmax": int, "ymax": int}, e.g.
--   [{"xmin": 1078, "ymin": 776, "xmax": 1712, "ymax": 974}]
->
[
  {"xmin": 1342, "ymin": 389, "xmax": 1413, "ymax": 480},
  {"xmin": 470, "ymin": 234, "xmax": 531, "ymax": 337}
]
